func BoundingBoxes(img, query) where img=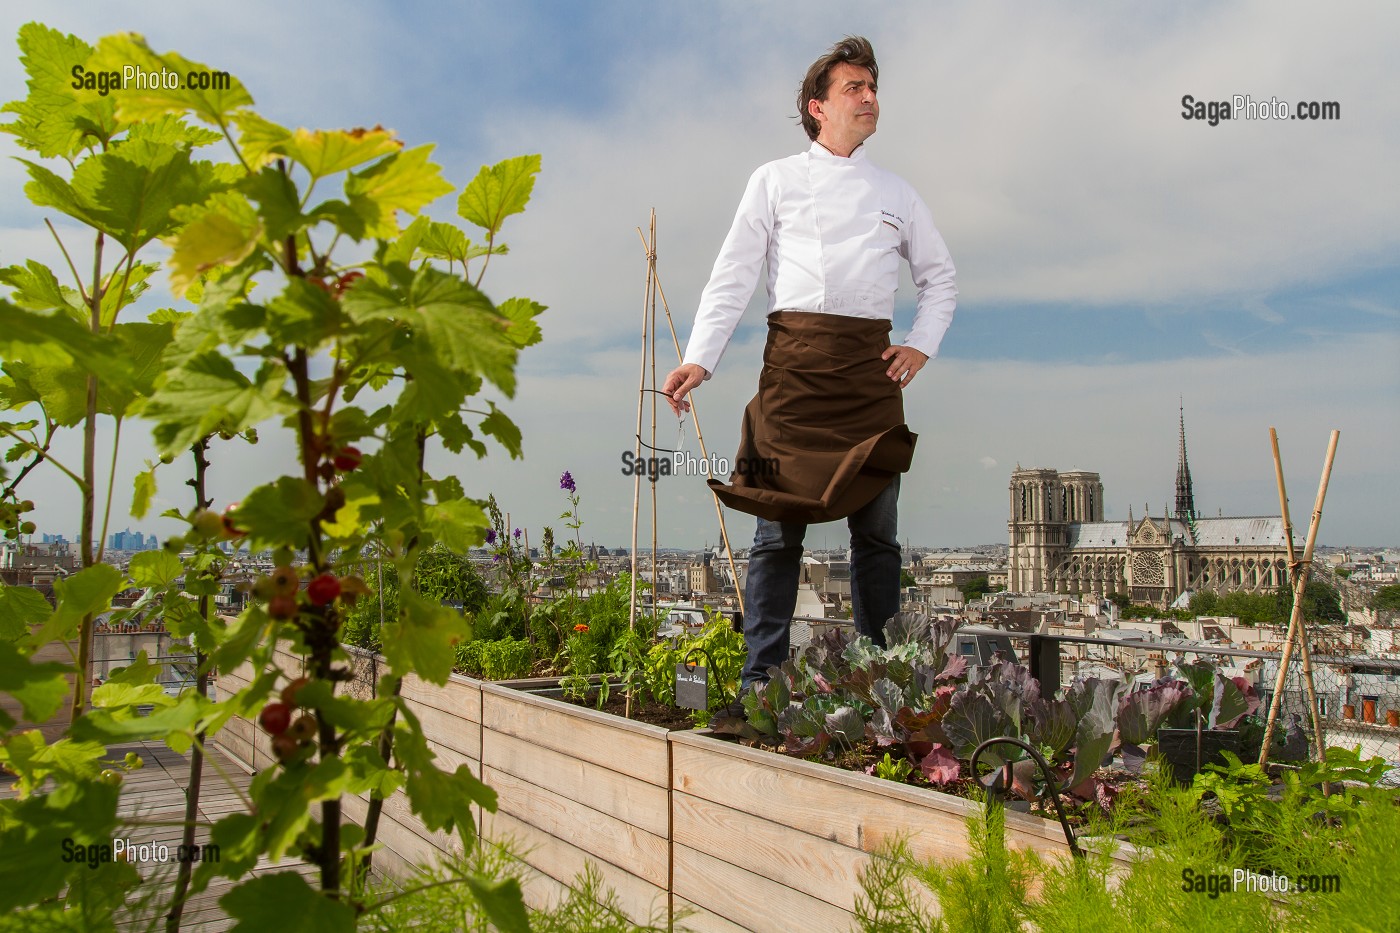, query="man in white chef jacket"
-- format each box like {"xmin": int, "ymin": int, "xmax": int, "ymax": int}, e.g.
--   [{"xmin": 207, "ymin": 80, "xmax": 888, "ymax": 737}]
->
[{"xmin": 662, "ymin": 36, "xmax": 957, "ymax": 689}]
